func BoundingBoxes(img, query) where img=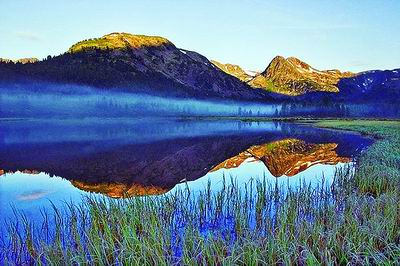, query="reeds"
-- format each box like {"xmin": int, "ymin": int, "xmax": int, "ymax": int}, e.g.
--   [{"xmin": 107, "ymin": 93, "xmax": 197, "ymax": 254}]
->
[{"xmin": 1, "ymin": 120, "xmax": 399, "ymax": 265}]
